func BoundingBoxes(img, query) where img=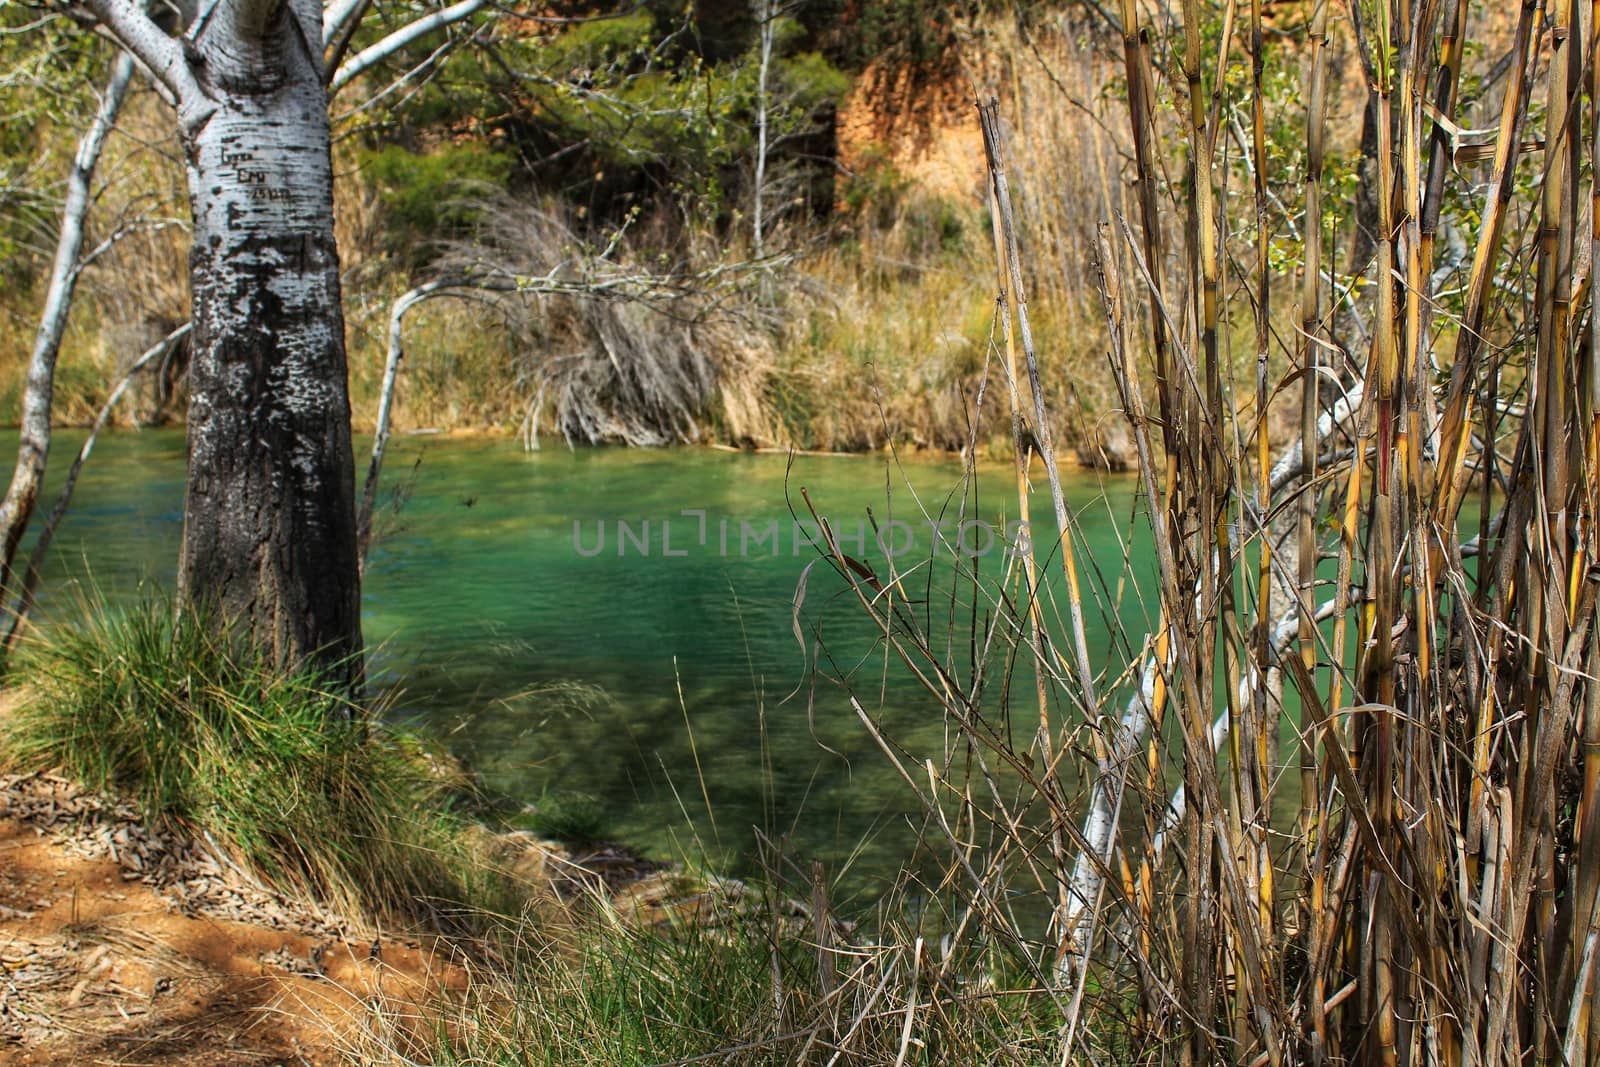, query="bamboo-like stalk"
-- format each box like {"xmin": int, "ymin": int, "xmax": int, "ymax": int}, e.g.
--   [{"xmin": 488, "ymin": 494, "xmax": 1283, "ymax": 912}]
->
[
  {"xmin": 1116, "ymin": 0, "xmax": 1173, "ymax": 447},
  {"xmin": 976, "ymin": 106, "xmax": 1102, "ymax": 735},
  {"xmin": 1360, "ymin": 10, "xmax": 1402, "ymax": 1059},
  {"xmin": 1523, "ymin": 1, "xmax": 1580, "ymax": 1057},
  {"xmin": 1582, "ymin": 2, "xmax": 1600, "ymax": 1057},
  {"xmin": 1294, "ymin": 3, "xmax": 1333, "ymax": 1051},
  {"xmin": 1431, "ymin": 0, "xmax": 1540, "ymax": 538},
  {"xmin": 978, "ymin": 97, "xmax": 1070, "ymax": 964},
  {"xmin": 818, "ymin": 7, "xmax": 1600, "ymax": 1060},
  {"xmin": 1241, "ymin": 0, "xmax": 1280, "ymax": 1020}
]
